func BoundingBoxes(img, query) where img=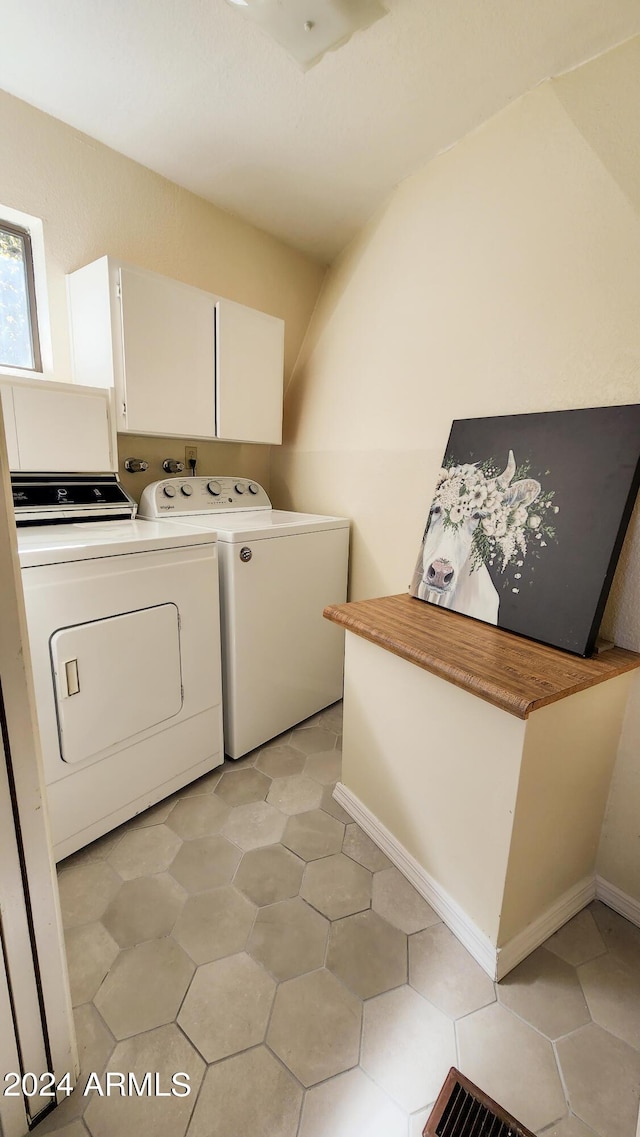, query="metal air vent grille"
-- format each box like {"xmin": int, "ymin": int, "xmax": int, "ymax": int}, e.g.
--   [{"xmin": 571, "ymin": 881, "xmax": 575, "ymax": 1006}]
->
[{"xmin": 423, "ymin": 1068, "xmax": 536, "ymax": 1137}]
